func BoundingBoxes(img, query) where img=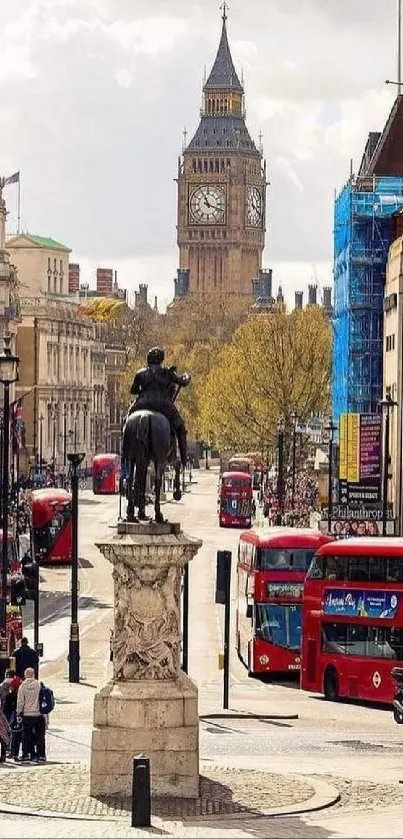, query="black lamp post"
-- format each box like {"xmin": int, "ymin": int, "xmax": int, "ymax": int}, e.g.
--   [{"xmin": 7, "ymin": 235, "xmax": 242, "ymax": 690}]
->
[
  {"xmin": 38, "ymin": 414, "xmax": 44, "ymax": 475},
  {"xmin": 82, "ymin": 402, "xmax": 88, "ymax": 445},
  {"xmin": 51, "ymin": 404, "xmax": 58, "ymax": 483},
  {"xmin": 276, "ymin": 417, "xmax": 285, "ymax": 525},
  {"xmin": 63, "ymin": 406, "xmax": 67, "ymax": 467},
  {"xmin": 290, "ymin": 412, "xmax": 299, "ymax": 510},
  {"xmin": 325, "ymin": 420, "xmax": 336, "ymax": 535},
  {"xmin": 67, "ymin": 451, "xmax": 85, "ymax": 682},
  {"xmin": 0, "ymin": 334, "xmax": 19, "ymax": 665},
  {"xmin": 379, "ymin": 395, "xmax": 398, "ymax": 537}
]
